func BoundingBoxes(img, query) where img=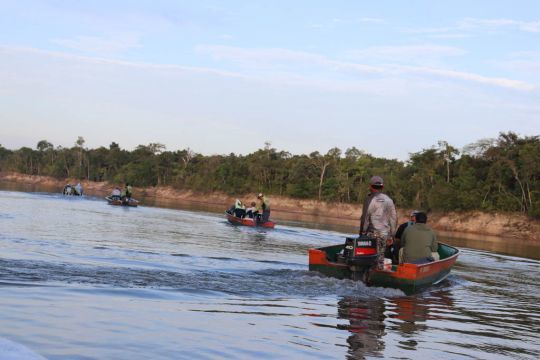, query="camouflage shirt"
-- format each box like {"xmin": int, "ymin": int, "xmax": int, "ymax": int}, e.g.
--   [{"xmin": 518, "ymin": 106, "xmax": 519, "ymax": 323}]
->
[{"xmin": 360, "ymin": 192, "xmax": 397, "ymax": 237}]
